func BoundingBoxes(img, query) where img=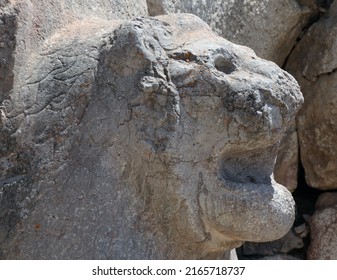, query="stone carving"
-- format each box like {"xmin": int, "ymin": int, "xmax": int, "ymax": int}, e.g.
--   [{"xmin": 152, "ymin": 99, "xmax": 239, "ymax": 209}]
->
[
  {"xmin": 146, "ymin": 0, "xmax": 323, "ymax": 194},
  {"xmin": 0, "ymin": 12, "xmax": 302, "ymax": 259},
  {"xmin": 239, "ymin": 227, "xmax": 304, "ymax": 258}
]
